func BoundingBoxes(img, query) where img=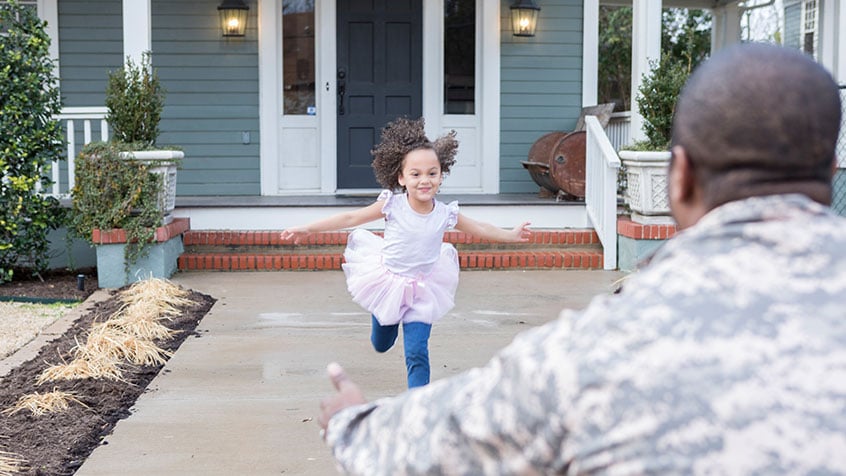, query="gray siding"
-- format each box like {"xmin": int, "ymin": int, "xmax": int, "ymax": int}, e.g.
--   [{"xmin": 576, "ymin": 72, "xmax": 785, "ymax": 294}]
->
[
  {"xmin": 153, "ymin": 0, "xmax": 260, "ymax": 196},
  {"xmin": 783, "ymin": 1, "xmax": 802, "ymax": 51},
  {"xmin": 499, "ymin": 0, "xmax": 583, "ymax": 194},
  {"xmin": 56, "ymin": 0, "xmax": 260, "ymax": 196},
  {"xmin": 56, "ymin": 0, "xmax": 122, "ymax": 193},
  {"xmin": 58, "ymin": 0, "xmax": 123, "ymax": 107}
]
